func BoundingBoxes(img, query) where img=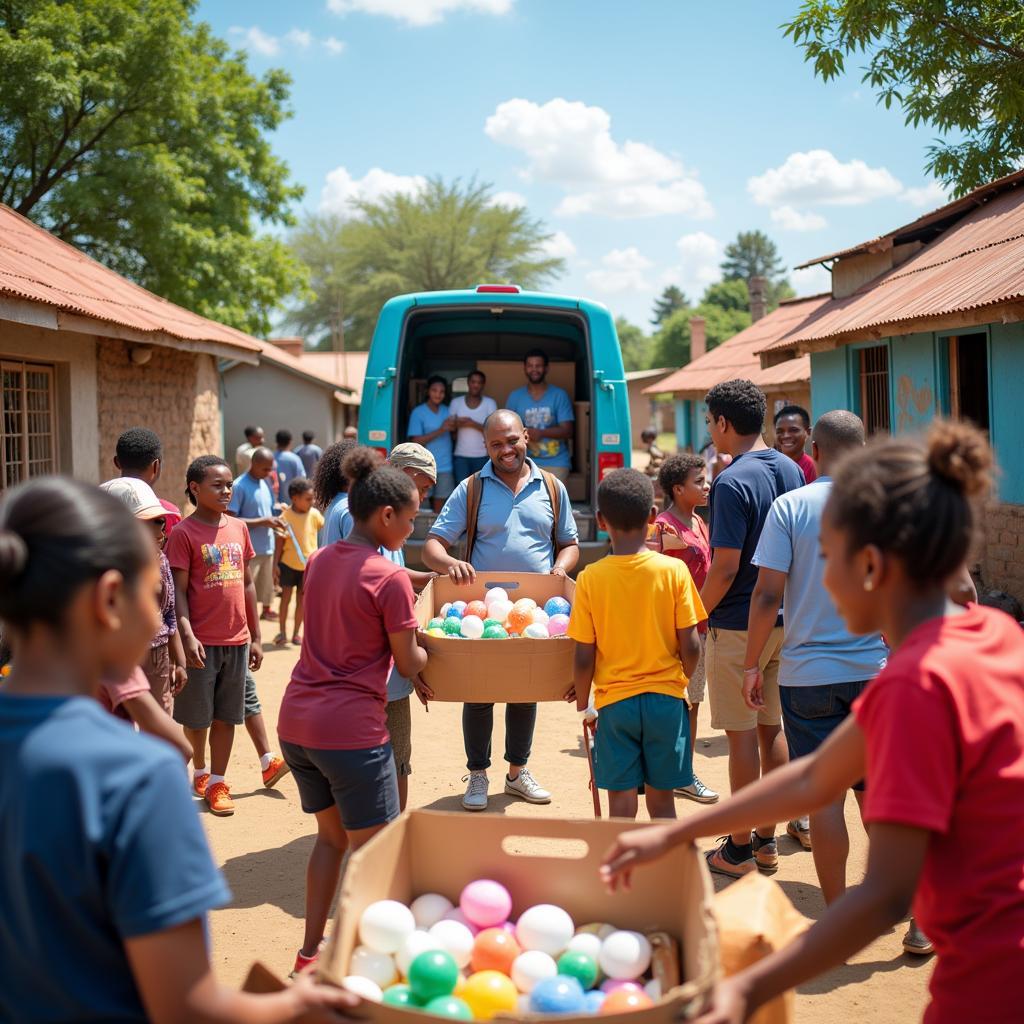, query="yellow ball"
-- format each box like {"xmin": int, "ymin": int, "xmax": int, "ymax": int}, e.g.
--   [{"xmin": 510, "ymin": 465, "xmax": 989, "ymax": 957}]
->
[
  {"xmin": 461, "ymin": 970, "xmax": 518, "ymax": 1021},
  {"xmin": 427, "ymin": 628, "xmax": 446, "ymax": 637}
]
